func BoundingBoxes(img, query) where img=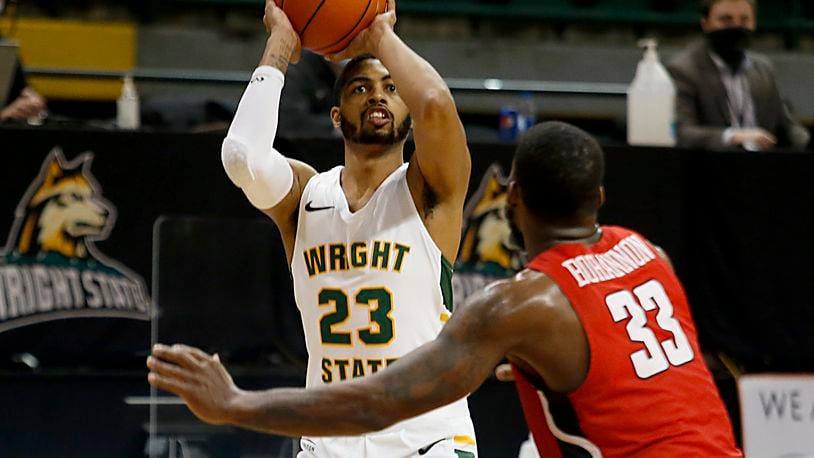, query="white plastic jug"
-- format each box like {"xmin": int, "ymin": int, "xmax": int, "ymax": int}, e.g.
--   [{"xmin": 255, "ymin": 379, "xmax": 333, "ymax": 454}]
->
[
  {"xmin": 117, "ymin": 75, "xmax": 140, "ymax": 130},
  {"xmin": 627, "ymin": 39, "xmax": 676, "ymax": 146}
]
